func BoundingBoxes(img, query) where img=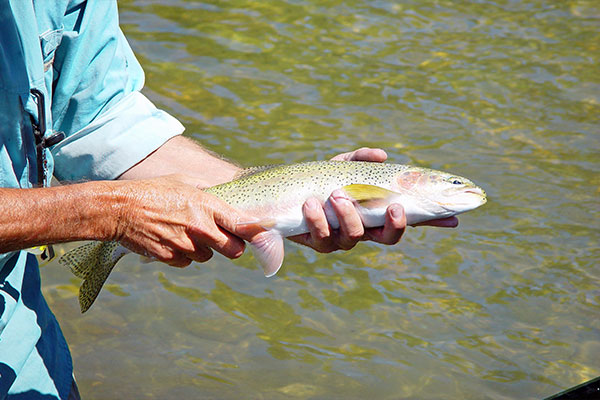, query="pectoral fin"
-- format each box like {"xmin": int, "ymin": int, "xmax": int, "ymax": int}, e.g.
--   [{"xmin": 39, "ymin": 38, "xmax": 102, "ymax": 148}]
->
[
  {"xmin": 249, "ymin": 230, "xmax": 285, "ymax": 277},
  {"xmin": 341, "ymin": 184, "xmax": 398, "ymax": 209}
]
